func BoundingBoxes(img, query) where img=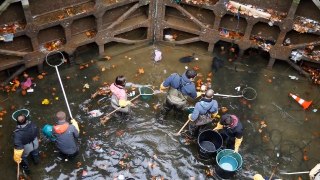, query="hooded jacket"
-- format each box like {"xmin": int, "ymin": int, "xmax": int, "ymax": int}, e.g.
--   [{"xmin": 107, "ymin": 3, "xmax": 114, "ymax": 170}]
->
[
  {"xmin": 110, "ymin": 83, "xmax": 127, "ymax": 101},
  {"xmin": 190, "ymin": 98, "xmax": 218, "ymax": 121},
  {"xmin": 14, "ymin": 121, "xmax": 39, "ymax": 150},
  {"xmin": 163, "ymin": 73, "xmax": 197, "ymax": 99},
  {"xmin": 220, "ymin": 115, "xmax": 243, "ymax": 139},
  {"xmin": 53, "ymin": 121, "xmax": 79, "ymax": 155}
]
